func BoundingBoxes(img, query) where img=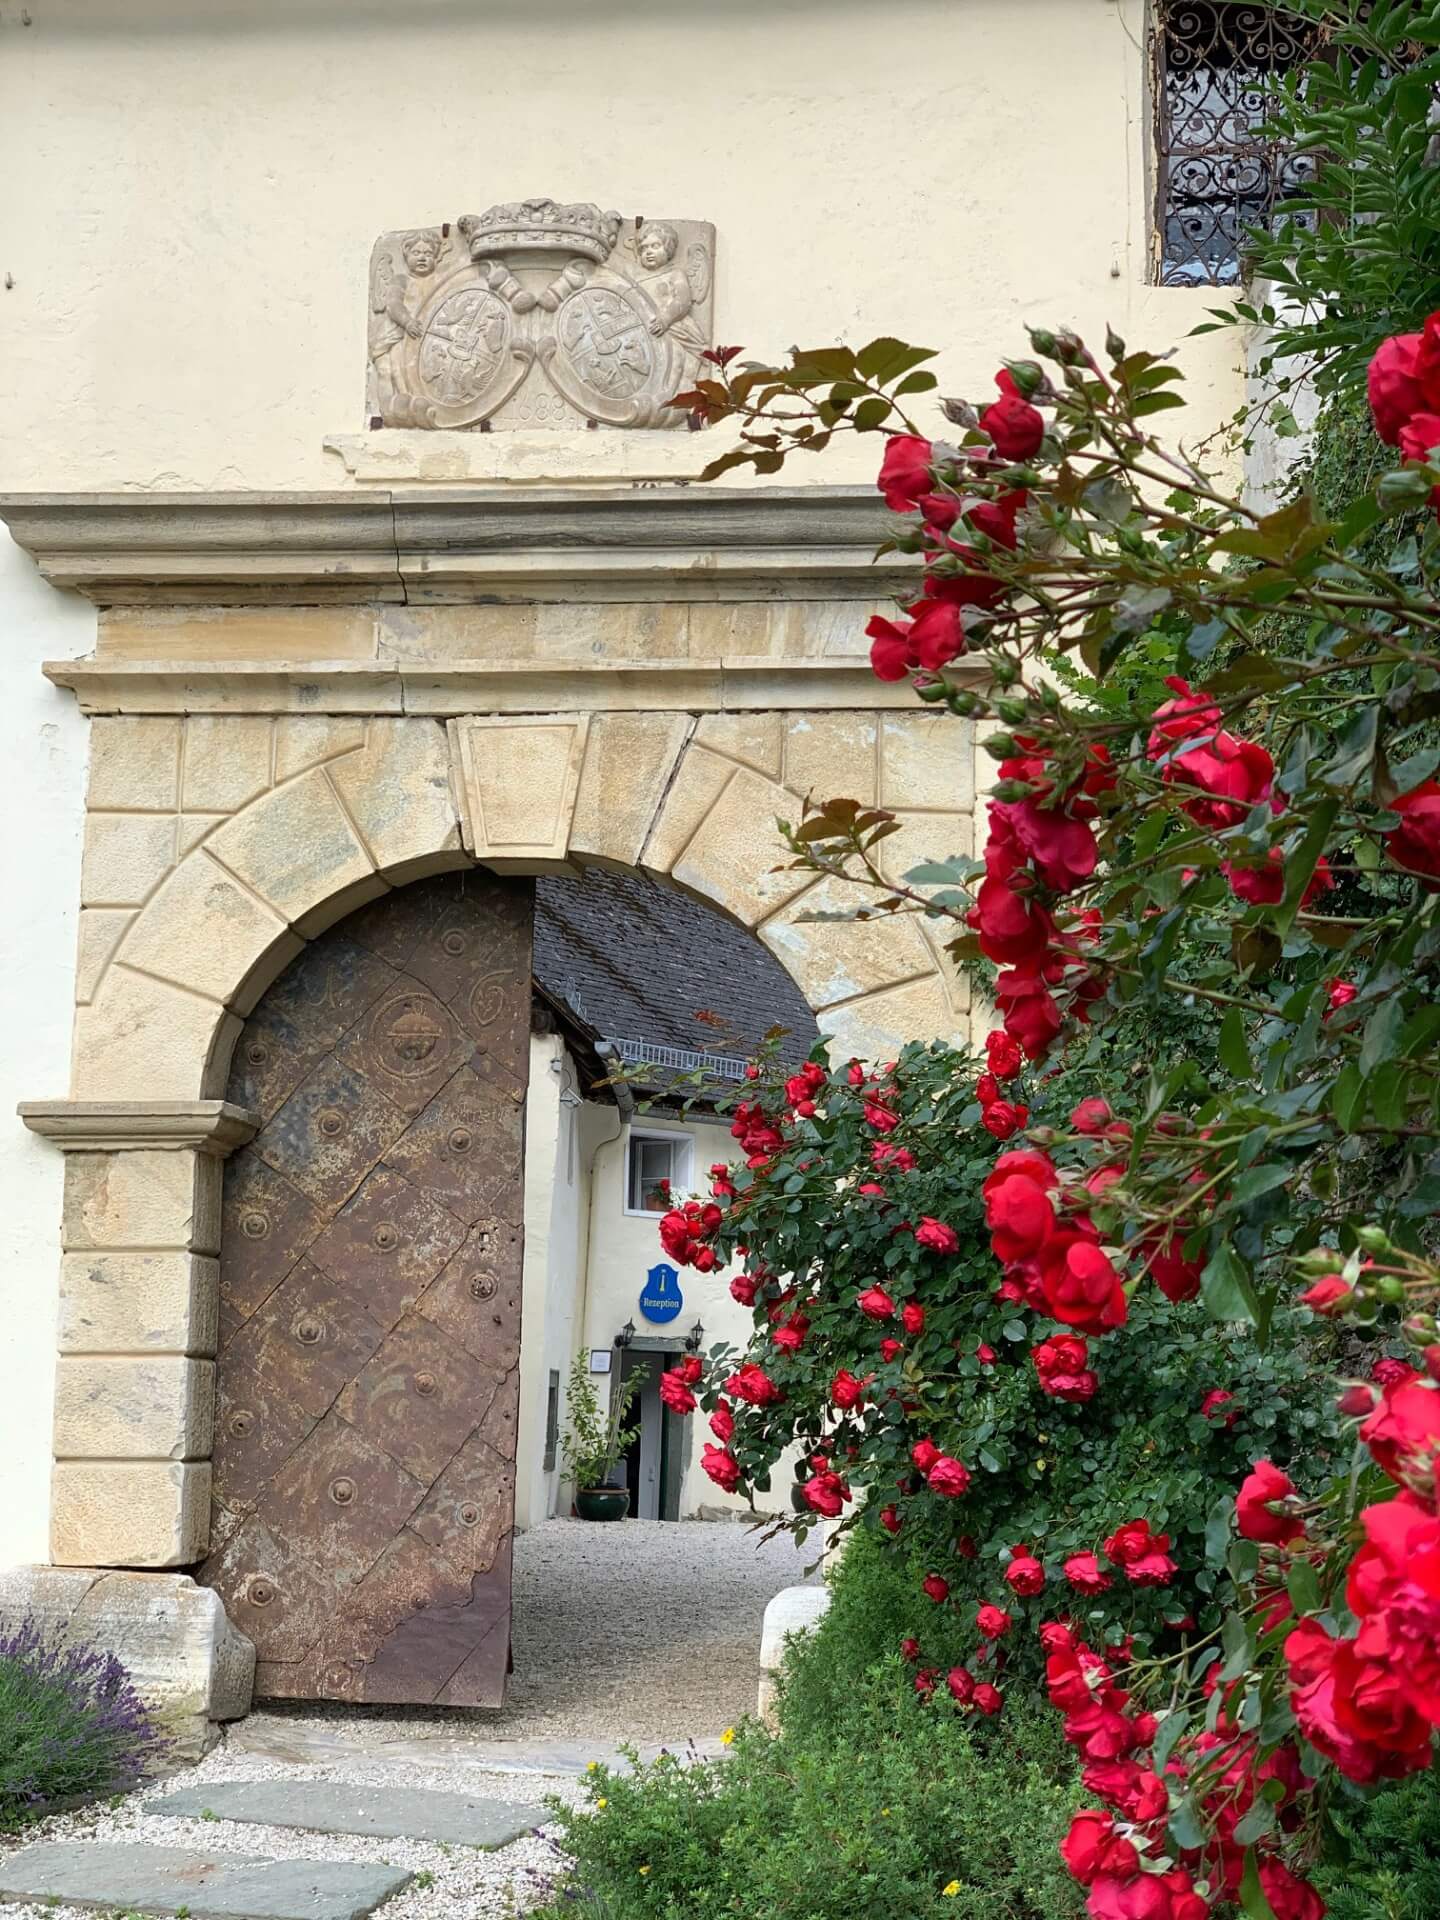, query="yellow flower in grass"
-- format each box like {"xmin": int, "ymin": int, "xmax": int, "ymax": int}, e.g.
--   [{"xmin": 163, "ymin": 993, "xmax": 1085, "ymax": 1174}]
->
[
  {"xmin": 596, "ymin": 1797, "xmax": 608, "ymax": 1809},
  {"xmin": 639, "ymin": 1866, "xmax": 651, "ymax": 1877},
  {"xmin": 942, "ymin": 1882, "xmax": 961, "ymax": 1898},
  {"xmin": 721, "ymin": 1727, "xmax": 736, "ymax": 1746},
  {"xmin": 586, "ymin": 1761, "xmax": 599, "ymax": 1773}
]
